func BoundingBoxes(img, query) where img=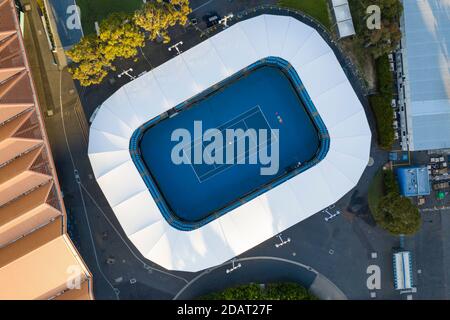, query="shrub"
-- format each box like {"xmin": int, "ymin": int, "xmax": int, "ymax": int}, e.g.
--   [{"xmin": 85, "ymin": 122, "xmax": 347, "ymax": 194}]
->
[
  {"xmin": 201, "ymin": 283, "xmax": 317, "ymax": 300},
  {"xmin": 369, "ymin": 54, "xmax": 396, "ymax": 150}
]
